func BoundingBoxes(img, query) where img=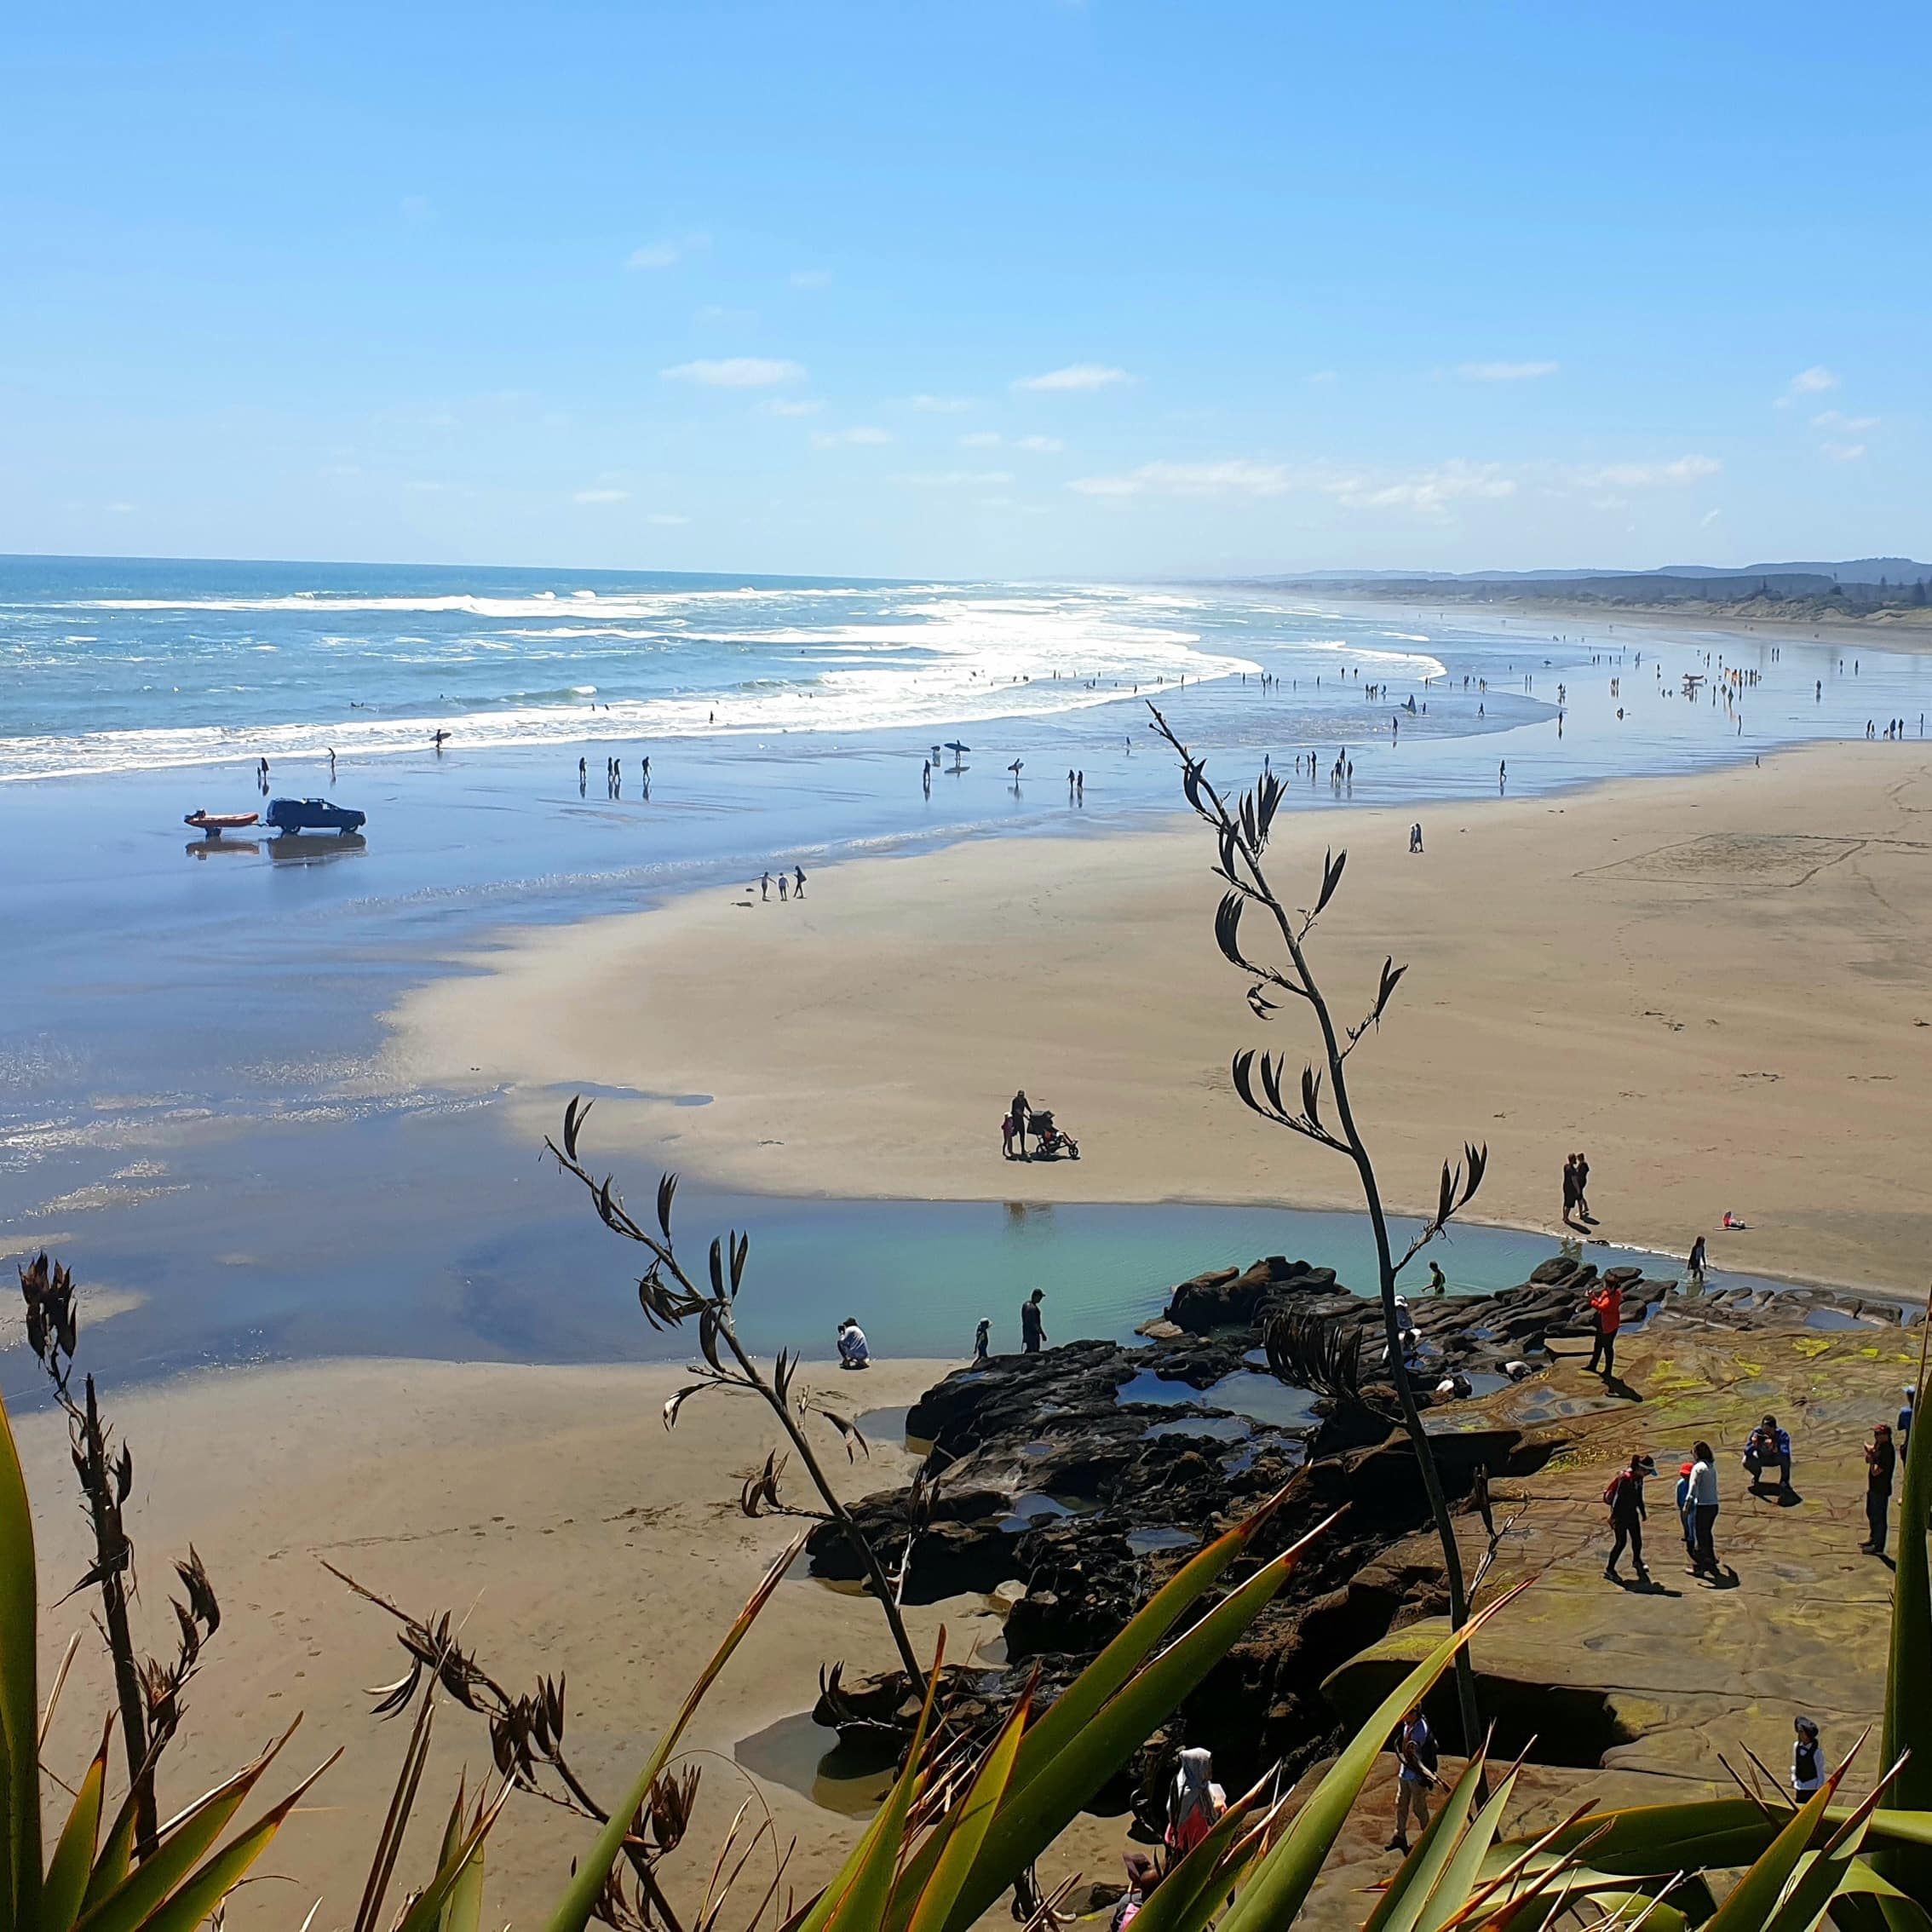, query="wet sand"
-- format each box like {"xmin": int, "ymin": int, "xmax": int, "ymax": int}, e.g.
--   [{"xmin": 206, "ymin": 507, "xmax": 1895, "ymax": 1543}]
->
[
  {"xmin": 20, "ymin": 1354, "xmax": 1044, "ymax": 1922},
  {"xmin": 394, "ymin": 739, "xmax": 1932, "ymax": 1297}
]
